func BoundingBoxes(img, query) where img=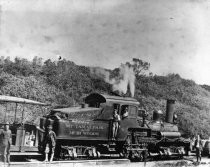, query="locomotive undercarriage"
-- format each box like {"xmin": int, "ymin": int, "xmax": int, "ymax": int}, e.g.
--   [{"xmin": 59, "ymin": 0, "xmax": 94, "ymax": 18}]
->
[
  {"xmin": 60, "ymin": 145, "xmax": 100, "ymax": 160},
  {"xmin": 158, "ymin": 146, "xmax": 185, "ymax": 157},
  {"xmin": 58, "ymin": 143, "xmax": 148, "ymax": 161},
  {"xmin": 41, "ymin": 134, "xmax": 190, "ymax": 162},
  {"xmin": 56, "ymin": 140, "xmax": 125, "ymax": 160},
  {"xmin": 148, "ymin": 141, "xmax": 190, "ymax": 159},
  {"xmin": 55, "ymin": 133, "xmax": 151, "ymax": 161},
  {"xmin": 122, "ymin": 144, "xmax": 147, "ymax": 161},
  {"xmin": 121, "ymin": 132, "xmax": 151, "ymax": 161},
  {"xmin": 124, "ymin": 131, "xmax": 190, "ymax": 160}
]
